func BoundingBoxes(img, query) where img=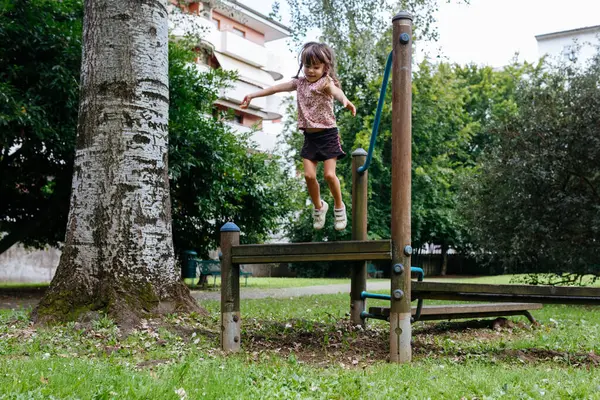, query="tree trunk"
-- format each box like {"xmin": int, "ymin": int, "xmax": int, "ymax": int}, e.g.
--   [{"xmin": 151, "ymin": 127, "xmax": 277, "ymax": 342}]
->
[
  {"xmin": 440, "ymin": 243, "xmax": 449, "ymax": 276},
  {"xmin": 33, "ymin": 0, "xmax": 202, "ymax": 326}
]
